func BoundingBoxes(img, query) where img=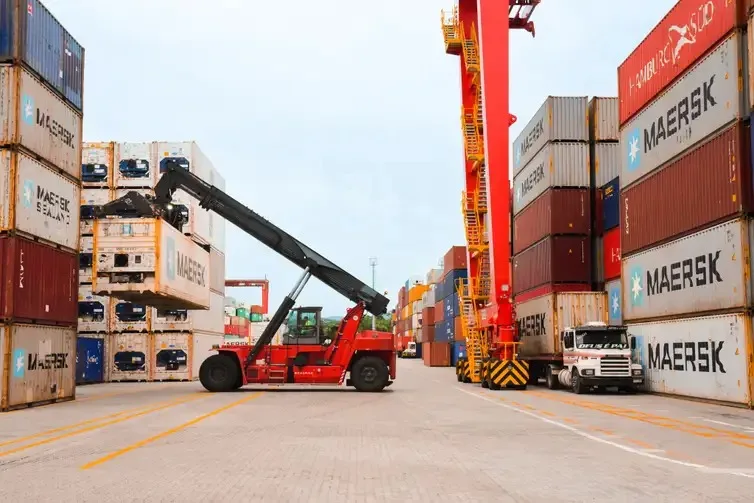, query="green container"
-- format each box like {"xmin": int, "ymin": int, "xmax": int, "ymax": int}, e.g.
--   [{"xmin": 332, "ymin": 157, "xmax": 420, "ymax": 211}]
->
[
  {"xmin": 235, "ymin": 308, "xmax": 250, "ymax": 319},
  {"xmin": 250, "ymin": 313, "xmax": 263, "ymax": 322}
]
